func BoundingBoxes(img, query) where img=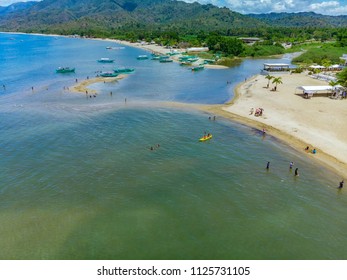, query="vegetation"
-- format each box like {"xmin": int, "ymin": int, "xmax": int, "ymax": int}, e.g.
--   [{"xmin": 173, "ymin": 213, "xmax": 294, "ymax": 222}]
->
[
  {"xmin": 1, "ymin": 0, "xmax": 347, "ymax": 62},
  {"xmin": 292, "ymin": 43, "xmax": 347, "ymax": 65},
  {"xmin": 337, "ymin": 68, "xmax": 347, "ymax": 87},
  {"xmin": 272, "ymin": 77, "xmax": 283, "ymax": 91},
  {"xmin": 265, "ymin": 75, "xmax": 274, "ymax": 88}
]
